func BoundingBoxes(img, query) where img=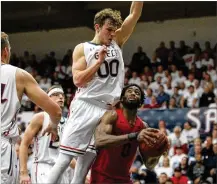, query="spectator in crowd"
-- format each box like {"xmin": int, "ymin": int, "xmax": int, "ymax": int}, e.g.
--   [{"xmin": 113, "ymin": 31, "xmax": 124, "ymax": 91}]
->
[
  {"xmin": 181, "ymin": 122, "xmax": 199, "ymax": 146},
  {"xmin": 187, "ymin": 154, "xmax": 210, "ymax": 184},
  {"xmin": 168, "ymin": 97, "xmax": 177, "ymax": 109},
  {"xmin": 129, "ymin": 71, "xmax": 141, "ymax": 86},
  {"xmin": 144, "ymin": 88, "xmax": 153, "ymax": 105},
  {"xmin": 142, "ymin": 95, "xmax": 161, "ymax": 109},
  {"xmin": 171, "ymin": 167, "xmax": 188, "ymax": 184},
  {"xmin": 158, "ymin": 173, "xmax": 169, "ymax": 184},
  {"xmin": 199, "ymin": 85, "xmax": 215, "ymax": 107},
  {"xmin": 149, "ymin": 76, "xmax": 162, "ymax": 96},
  {"xmin": 124, "ymin": 77, "xmax": 129, "ymax": 87},
  {"xmin": 155, "ymin": 42, "xmax": 169, "ymax": 69},
  {"xmin": 62, "ymin": 49, "xmax": 72, "ymax": 66},
  {"xmin": 150, "ymin": 52, "xmax": 161, "ymax": 73},
  {"xmin": 179, "ymin": 156, "xmax": 189, "ymax": 176},
  {"xmin": 201, "ymin": 53, "xmax": 214, "ymax": 69},
  {"xmin": 203, "ymin": 41, "xmax": 213, "ymax": 57},
  {"xmin": 140, "ymin": 74, "xmax": 149, "ymax": 90},
  {"xmin": 189, "ymin": 144, "xmax": 203, "ymax": 165},
  {"xmin": 202, "ymin": 136, "xmax": 214, "ymax": 157},
  {"xmin": 174, "ymin": 70, "xmax": 186, "ymax": 86},
  {"xmin": 194, "ymin": 79, "xmax": 204, "ymax": 98},
  {"xmin": 170, "ymin": 64, "xmax": 179, "ymax": 80},
  {"xmin": 188, "ymin": 138, "xmax": 202, "ymax": 157},
  {"xmin": 178, "ymin": 40, "xmax": 190, "ymax": 57},
  {"xmin": 130, "ymin": 46, "xmax": 151, "ymax": 74},
  {"xmin": 168, "ymin": 126, "xmax": 188, "ymax": 156},
  {"xmin": 155, "ymin": 157, "xmax": 173, "ymax": 178},
  {"xmin": 143, "ymin": 66, "xmax": 153, "ymax": 78},
  {"xmin": 154, "ymin": 65, "xmax": 165, "ymax": 81},
  {"xmin": 170, "ymin": 146, "xmax": 187, "ymax": 169},
  {"xmin": 207, "ymin": 65, "xmax": 217, "ymax": 85},
  {"xmin": 39, "ymin": 77, "xmax": 52, "ymax": 92},
  {"xmin": 158, "ymin": 120, "xmax": 171, "ymax": 135},
  {"xmin": 157, "ymin": 85, "xmax": 170, "ymax": 106},
  {"xmin": 55, "ymin": 60, "xmax": 67, "ymax": 82},
  {"xmin": 180, "ymin": 85, "xmax": 199, "ymax": 108},
  {"xmin": 185, "ymin": 73, "xmax": 196, "ymax": 88},
  {"xmin": 164, "ymin": 80, "xmax": 173, "ymax": 96},
  {"xmin": 171, "ymin": 86, "xmax": 181, "ymax": 107}
]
